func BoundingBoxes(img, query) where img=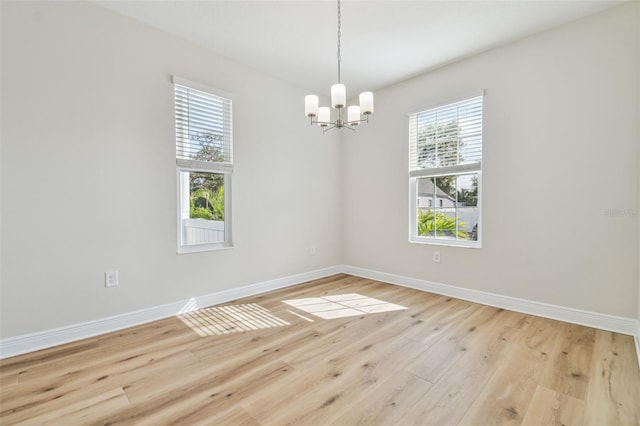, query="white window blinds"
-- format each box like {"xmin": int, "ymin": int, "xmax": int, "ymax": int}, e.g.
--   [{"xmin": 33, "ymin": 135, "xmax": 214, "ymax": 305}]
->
[
  {"xmin": 174, "ymin": 77, "xmax": 233, "ymax": 172},
  {"xmin": 409, "ymin": 95, "xmax": 482, "ymax": 177}
]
